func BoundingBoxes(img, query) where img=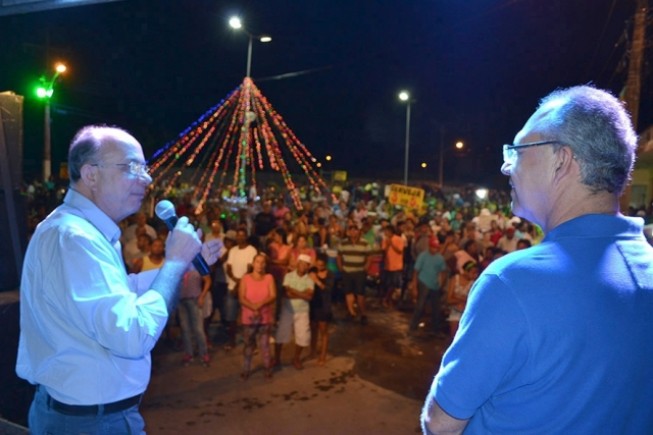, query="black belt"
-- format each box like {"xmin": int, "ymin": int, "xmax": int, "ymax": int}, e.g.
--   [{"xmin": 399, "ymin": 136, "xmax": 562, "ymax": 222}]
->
[{"xmin": 43, "ymin": 389, "xmax": 142, "ymax": 416}]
